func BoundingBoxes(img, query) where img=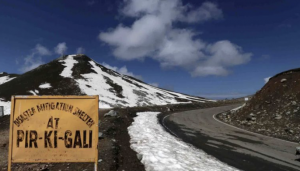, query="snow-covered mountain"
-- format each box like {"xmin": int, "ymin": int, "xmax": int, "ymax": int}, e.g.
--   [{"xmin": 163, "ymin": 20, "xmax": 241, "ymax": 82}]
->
[
  {"xmin": 0, "ymin": 54, "xmax": 213, "ymax": 108},
  {"xmin": 0, "ymin": 72, "xmax": 18, "ymax": 85}
]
